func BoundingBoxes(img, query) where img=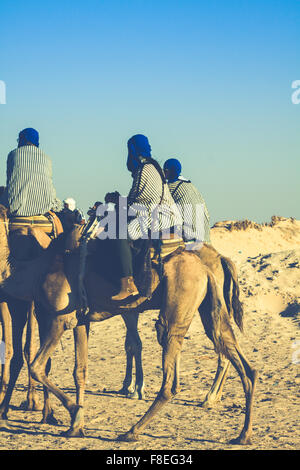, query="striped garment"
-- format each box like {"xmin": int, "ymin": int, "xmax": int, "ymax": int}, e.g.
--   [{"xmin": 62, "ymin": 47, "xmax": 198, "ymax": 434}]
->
[
  {"xmin": 127, "ymin": 163, "xmax": 183, "ymax": 240},
  {"xmin": 167, "ymin": 178, "xmax": 211, "ymax": 243},
  {"xmin": 1, "ymin": 145, "xmax": 63, "ymax": 217}
]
